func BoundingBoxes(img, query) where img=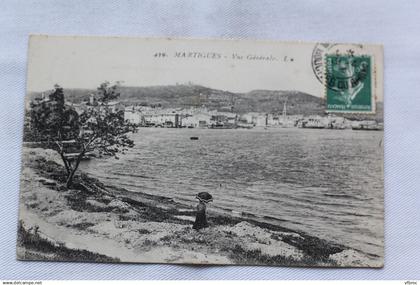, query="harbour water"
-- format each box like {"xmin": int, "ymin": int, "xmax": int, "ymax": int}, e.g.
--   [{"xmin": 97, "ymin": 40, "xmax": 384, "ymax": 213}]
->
[{"xmin": 80, "ymin": 127, "xmax": 384, "ymax": 258}]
